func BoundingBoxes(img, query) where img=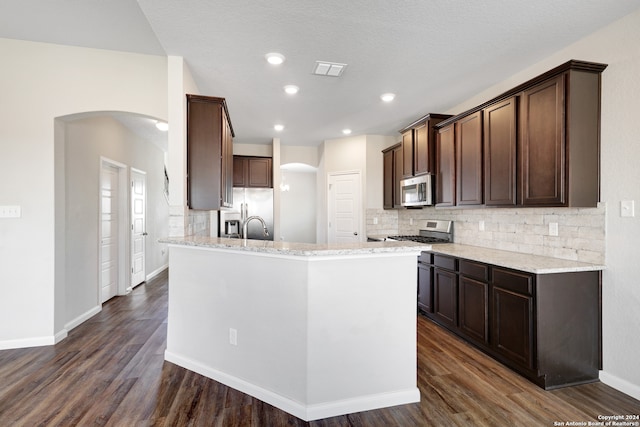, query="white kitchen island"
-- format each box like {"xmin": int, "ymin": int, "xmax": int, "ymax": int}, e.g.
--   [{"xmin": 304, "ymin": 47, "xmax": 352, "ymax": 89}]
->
[{"xmin": 161, "ymin": 236, "xmax": 430, "ymax": 421}]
